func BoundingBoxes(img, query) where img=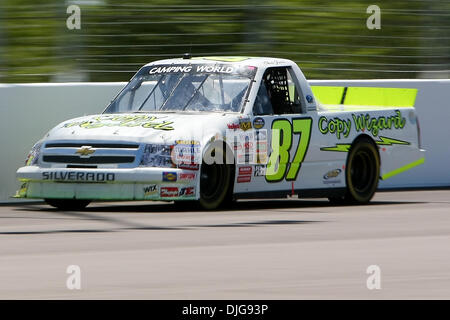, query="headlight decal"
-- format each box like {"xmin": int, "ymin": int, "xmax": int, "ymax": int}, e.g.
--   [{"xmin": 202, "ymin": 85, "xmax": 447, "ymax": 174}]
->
[
  {"xmin": 139, "ymin": 144, "xmax": 174, "ymax": 168},
  {"xmin": 25, "ymin": 142, "xmax": 42, "ymax": 166}
]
